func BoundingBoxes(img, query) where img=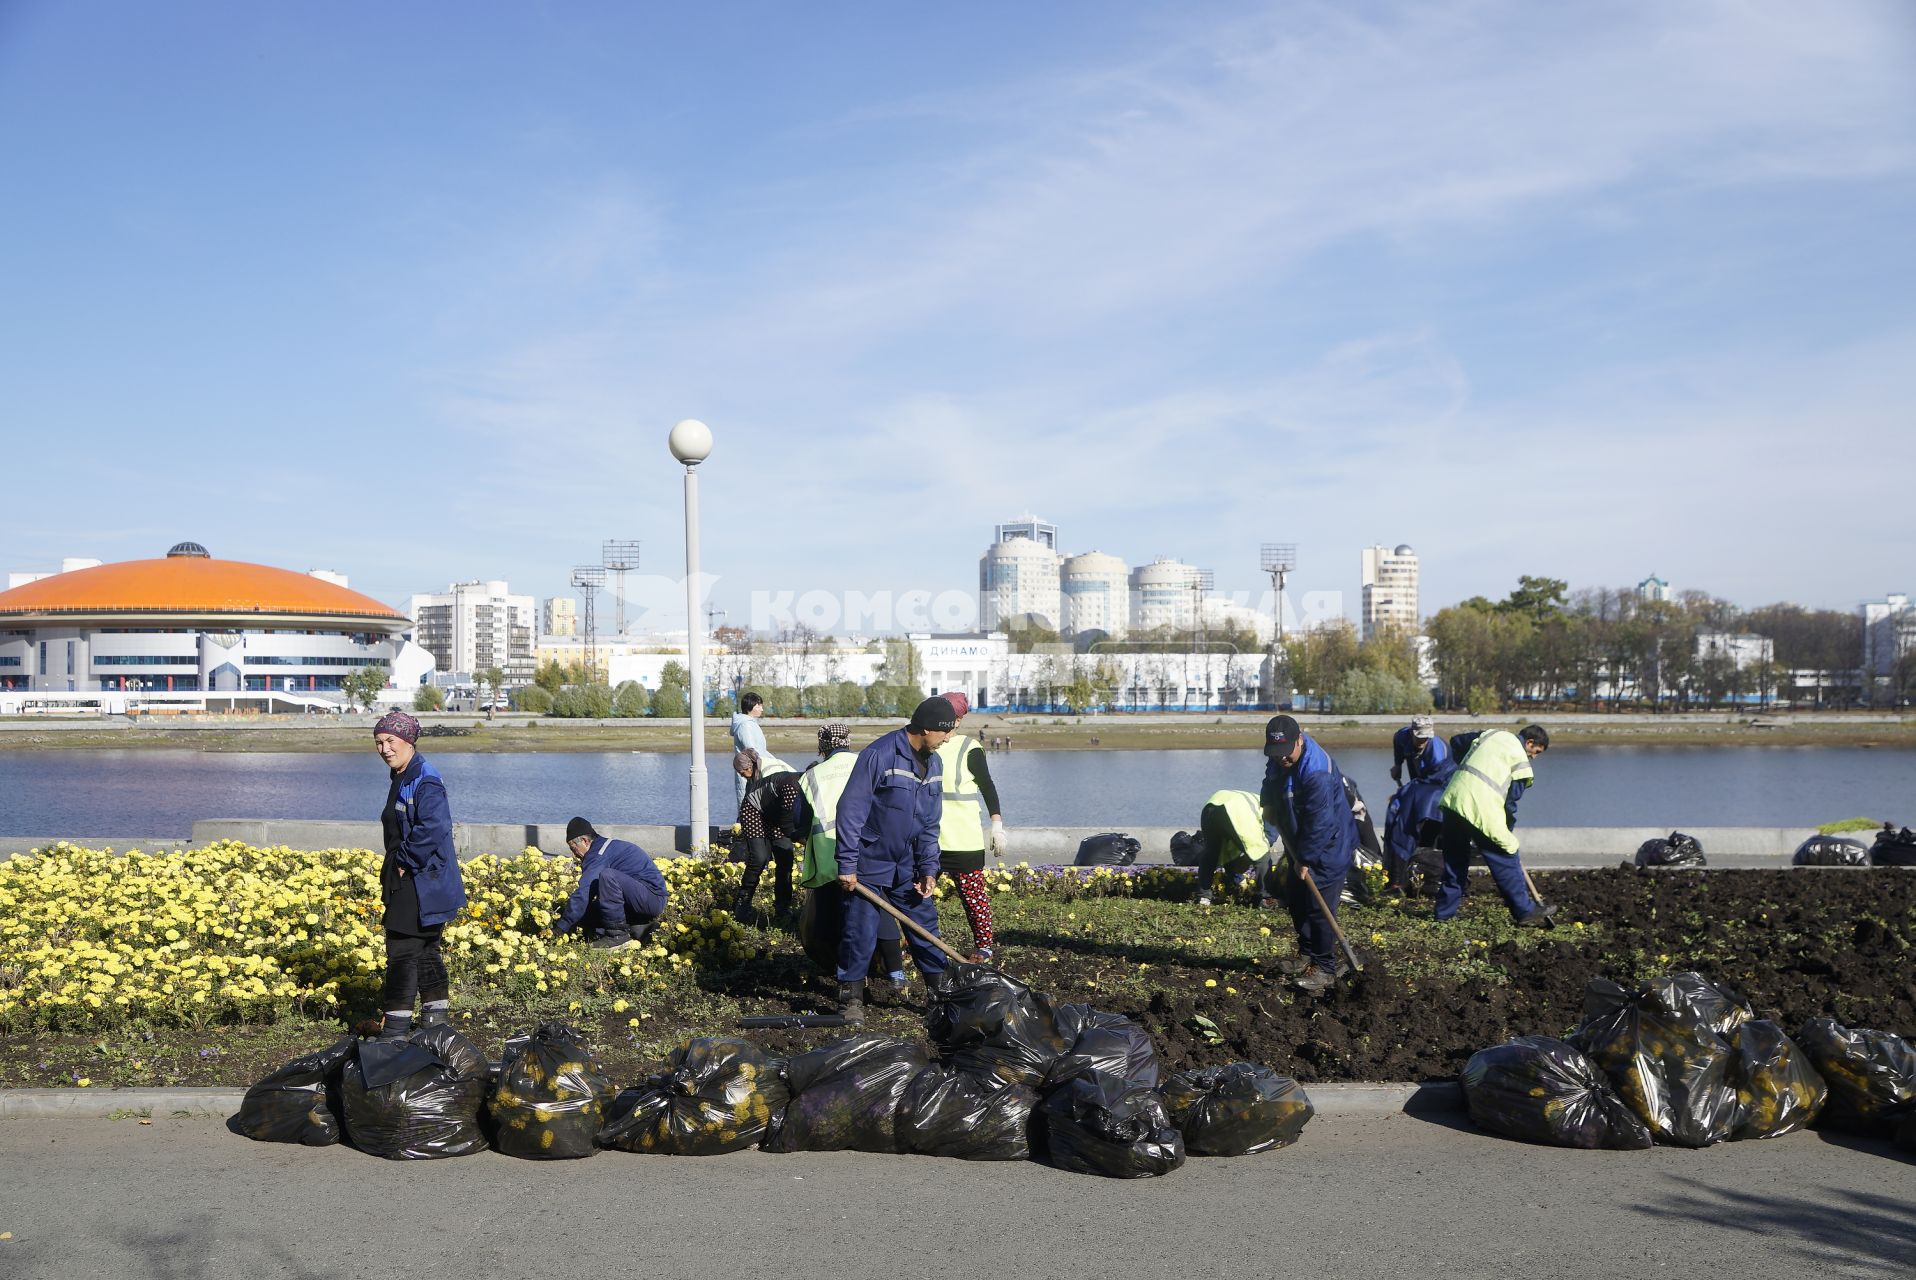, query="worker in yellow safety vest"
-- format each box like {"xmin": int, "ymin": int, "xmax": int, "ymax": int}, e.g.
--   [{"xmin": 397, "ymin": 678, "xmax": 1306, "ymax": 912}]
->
[
  {"xmin": 1193, "ymin": 788, "xmax": 1279, "ymax": 908},
  {"xmin": 1434, "ymin": 725, "xmax": 1553, "ymax": 926},
  {"xmin": 930, "ymin": 692, "xmax": 1006, "ymax": 961}
]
